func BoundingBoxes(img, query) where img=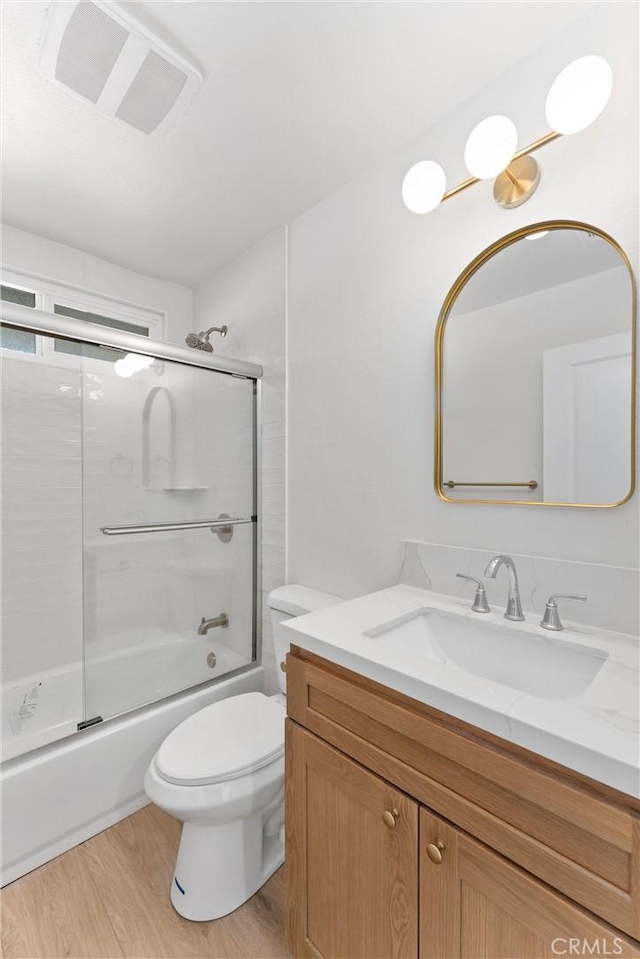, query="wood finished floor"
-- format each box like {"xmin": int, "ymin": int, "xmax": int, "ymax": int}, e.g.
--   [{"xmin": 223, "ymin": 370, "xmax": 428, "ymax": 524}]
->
[{"xmin": 0, "ymin": 805, "xmax": 290, "ymax": 959}]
